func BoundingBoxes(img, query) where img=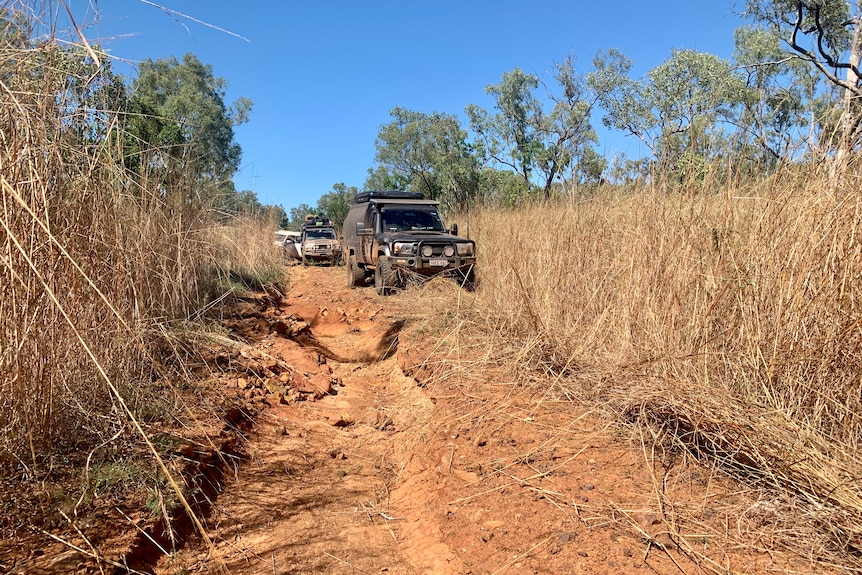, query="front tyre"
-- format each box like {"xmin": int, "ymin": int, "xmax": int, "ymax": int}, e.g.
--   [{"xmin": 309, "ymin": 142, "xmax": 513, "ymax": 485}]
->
[
  {"xmin": 347, "ymin": 255, "xmax": 364, "ymax": 288},
  {"xmin": 374, "ymin": 256, "xmax": 397, "ymax": 296}
]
